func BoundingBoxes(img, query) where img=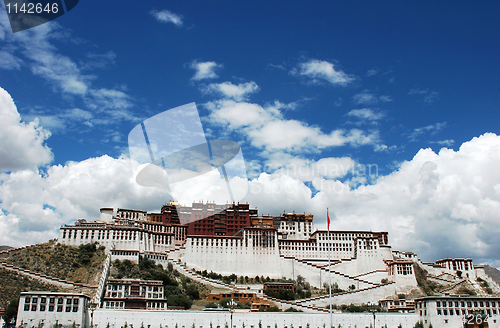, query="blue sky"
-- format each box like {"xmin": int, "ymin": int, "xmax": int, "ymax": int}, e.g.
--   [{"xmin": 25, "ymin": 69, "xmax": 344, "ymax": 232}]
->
[{"xmin": 1, "ymin": 1, "xmax": 500, "ymax": 265}]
